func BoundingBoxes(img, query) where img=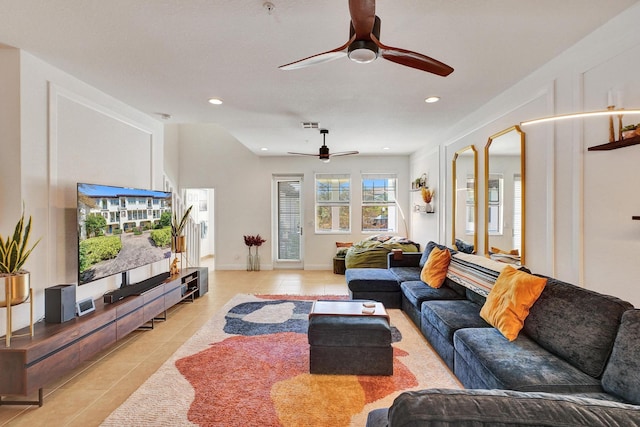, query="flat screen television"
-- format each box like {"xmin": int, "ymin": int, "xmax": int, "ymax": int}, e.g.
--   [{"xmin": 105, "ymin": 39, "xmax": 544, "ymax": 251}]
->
[{"xmin": 77, "ymin": 183, "xmax": 173, "ymax": 286}]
